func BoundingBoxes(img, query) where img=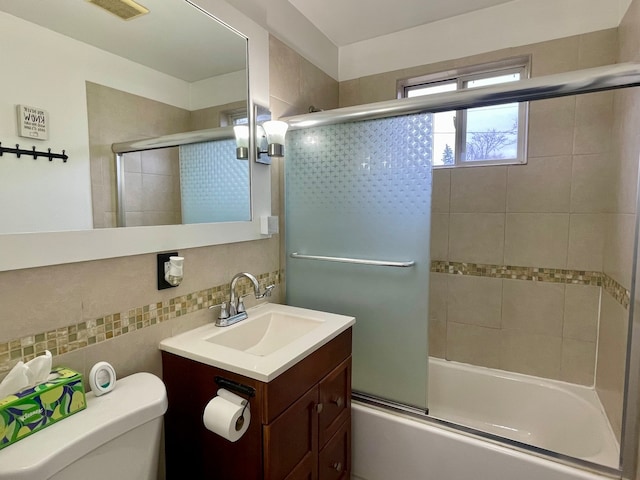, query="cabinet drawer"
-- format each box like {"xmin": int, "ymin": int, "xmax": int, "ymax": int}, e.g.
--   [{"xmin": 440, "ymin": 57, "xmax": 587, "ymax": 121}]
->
[
  {"xmin": 318, "ymin": 357, "xmax": 351, "ymax": 447},
  {"xmin": 319, "ymin": 420, "xmax": 350, "ymax": 480}
]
